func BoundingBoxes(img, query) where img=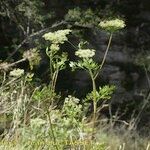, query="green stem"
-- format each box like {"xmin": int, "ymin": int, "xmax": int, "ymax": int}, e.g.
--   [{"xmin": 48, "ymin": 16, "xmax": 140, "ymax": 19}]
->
[
  {"xmin": 53, "ymin": 69, "xmax": 59, "ymax": 91},
  {"xmin": 94, "ymin": 33, "xmax": 113, "ymax": 79},
  {"xmin": 92, "ymin": 100, "xmax": 97, "ymax": 137},
  {"xmin": 50, "ymin": 56, "xmax": 53, "ymax": 80},
  {"xmin": 51, "ymin": 69, "xmax": 59, "ymax": 92},
  {"xmin": 89, "ymin": 69, "xmax": 97, "ymax": 138}
]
